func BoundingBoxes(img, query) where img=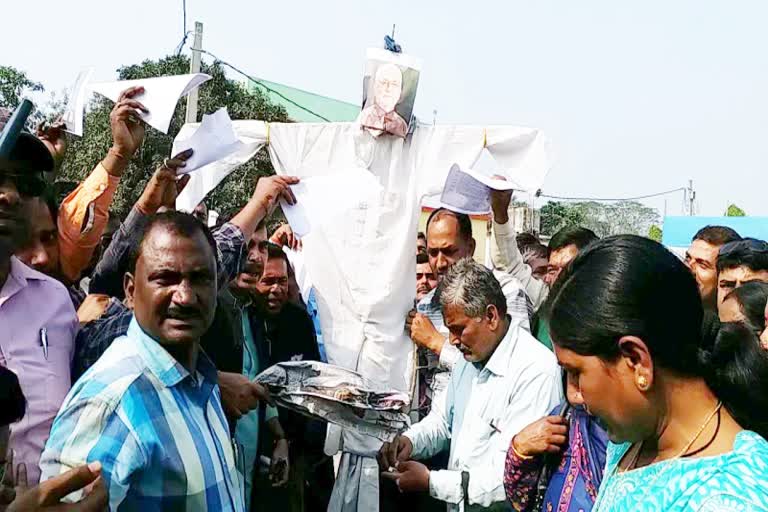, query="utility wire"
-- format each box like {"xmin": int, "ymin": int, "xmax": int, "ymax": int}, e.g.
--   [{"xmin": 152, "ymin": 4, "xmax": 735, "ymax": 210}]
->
[
  {"xmin": 539, "ymin": 187, "xmax": 686, "ymax": 202},
  {"xmin": 175, "ymin": 0, "xmax": 190, "ymax": 56},
  {"xmin": 199, "ymin": 49, "xmax": 332, "ymax": 122}
]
